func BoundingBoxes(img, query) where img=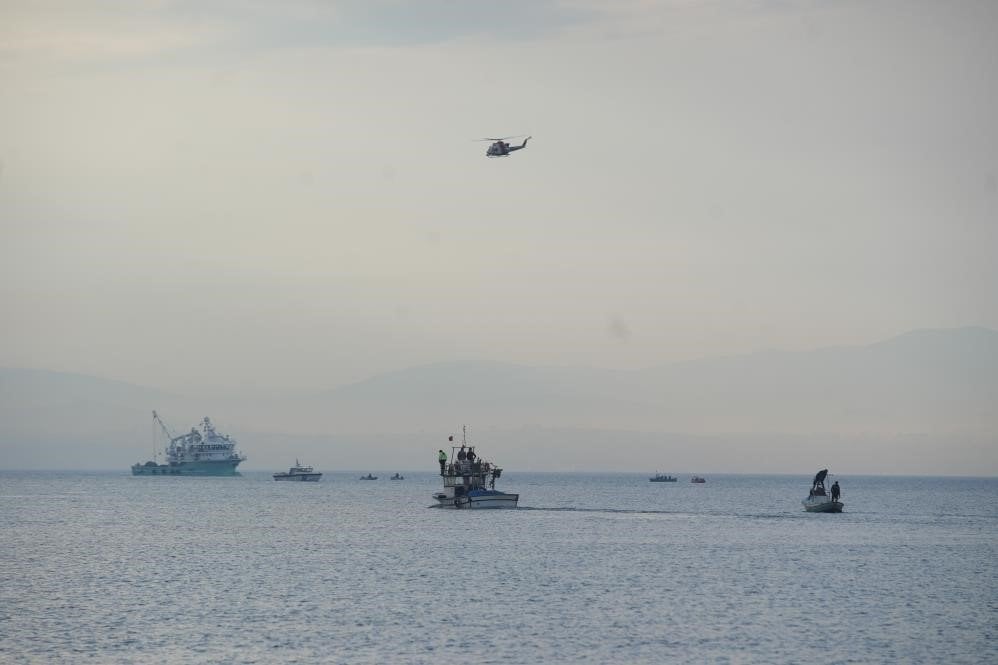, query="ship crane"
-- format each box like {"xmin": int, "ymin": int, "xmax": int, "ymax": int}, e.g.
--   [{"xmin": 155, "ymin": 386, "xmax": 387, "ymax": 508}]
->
[{"xmin": 152, "ymin": 410, "xmax": 178, "ymax": 442}]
